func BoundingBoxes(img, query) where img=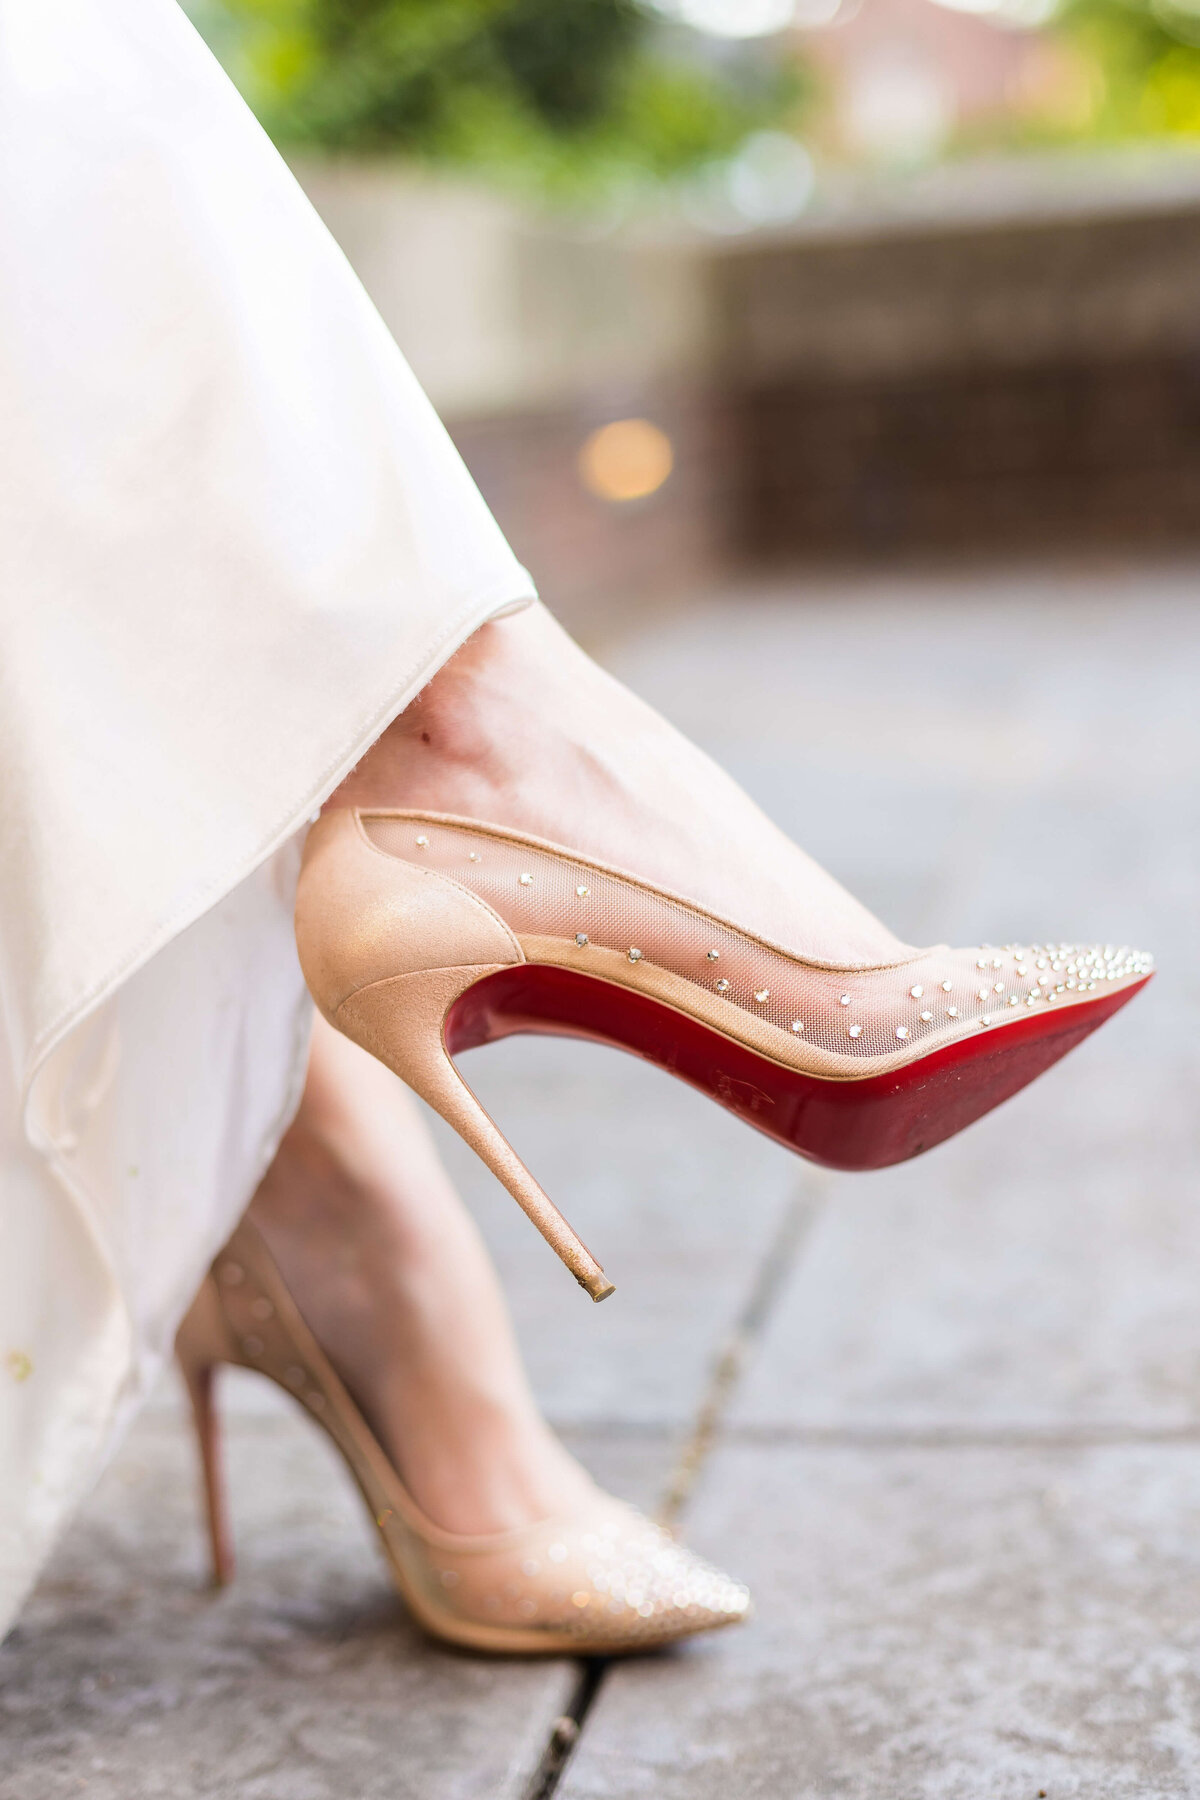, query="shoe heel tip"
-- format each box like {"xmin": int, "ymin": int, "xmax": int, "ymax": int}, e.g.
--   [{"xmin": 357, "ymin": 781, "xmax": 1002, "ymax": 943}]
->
[{"xmin": 587, "ymin": 1278, "xmax": 616, "ymax": 1303}]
